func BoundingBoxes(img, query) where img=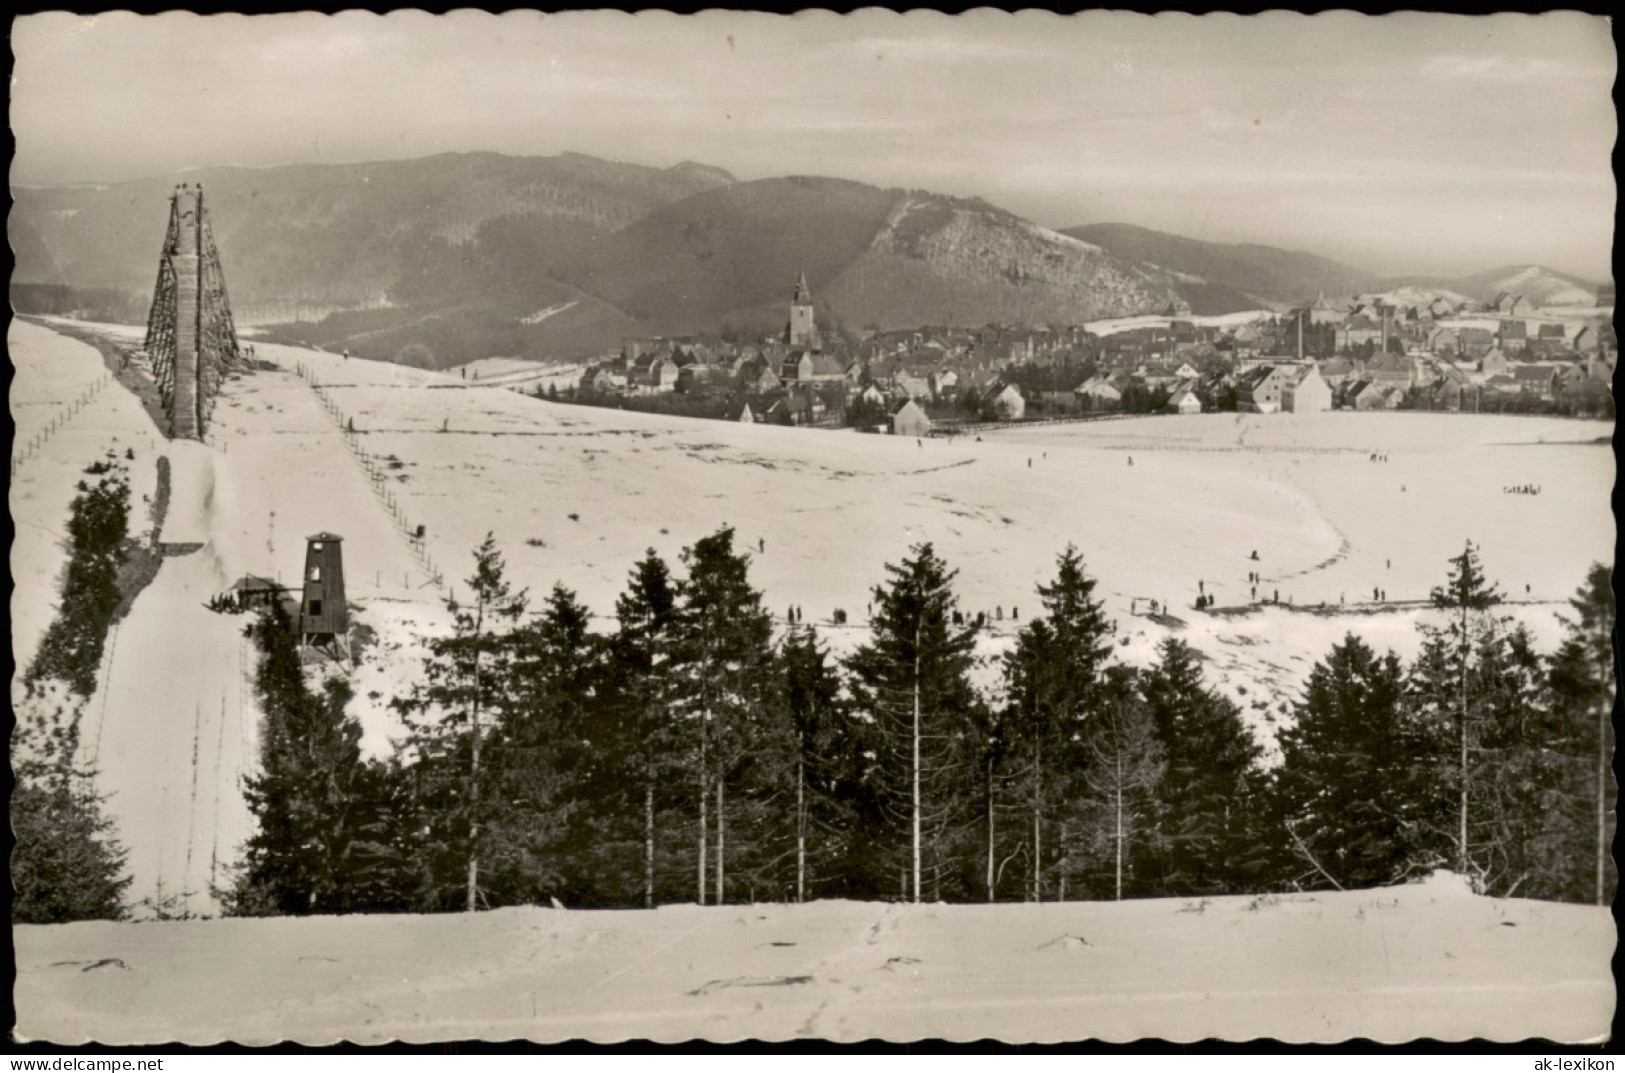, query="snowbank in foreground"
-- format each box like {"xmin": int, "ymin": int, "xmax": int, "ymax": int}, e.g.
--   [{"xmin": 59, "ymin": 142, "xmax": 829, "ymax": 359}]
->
[{"xmin": 14, "ymin": 875, "xmax": 1613, "ymax": 1045}]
